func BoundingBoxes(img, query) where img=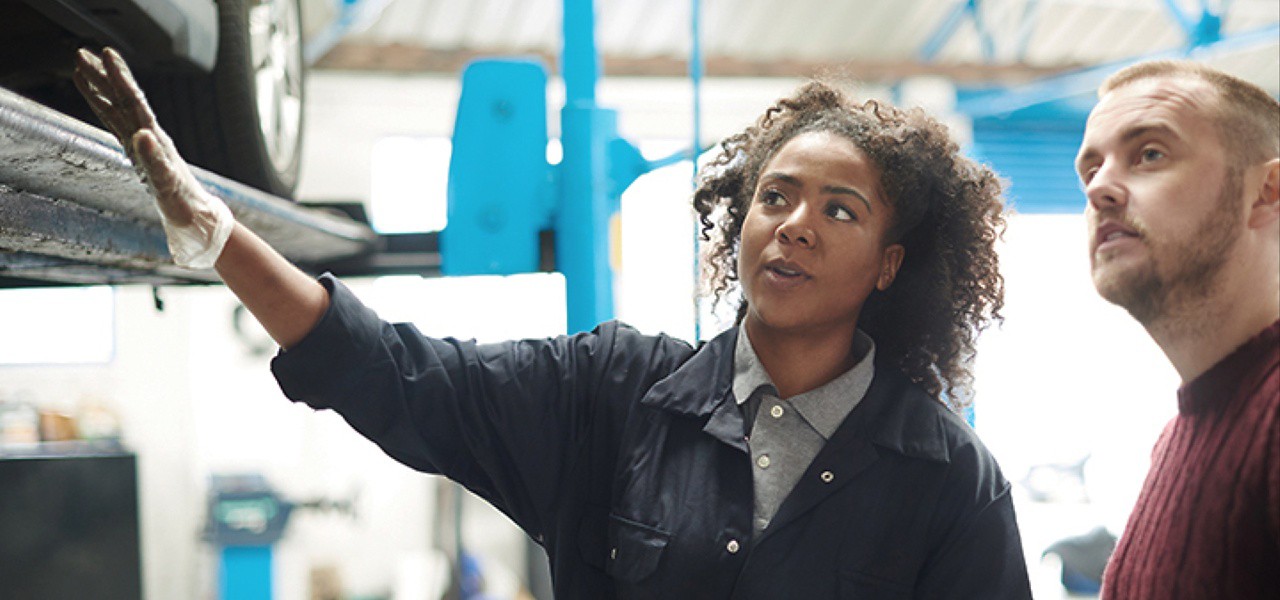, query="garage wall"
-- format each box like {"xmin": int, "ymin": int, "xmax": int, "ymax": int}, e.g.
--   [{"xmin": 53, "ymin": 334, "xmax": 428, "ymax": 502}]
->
[
  {"xmin": 2, "ymin": 287, "xmax": 203, "ymax": 599},
  {"xmin": 296, "ymin": 70, "xmax": 851, "ymax": 206},
  {"xmin": 1, "ymin": 69, "xmax": 1186, "ymax": 600}
]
